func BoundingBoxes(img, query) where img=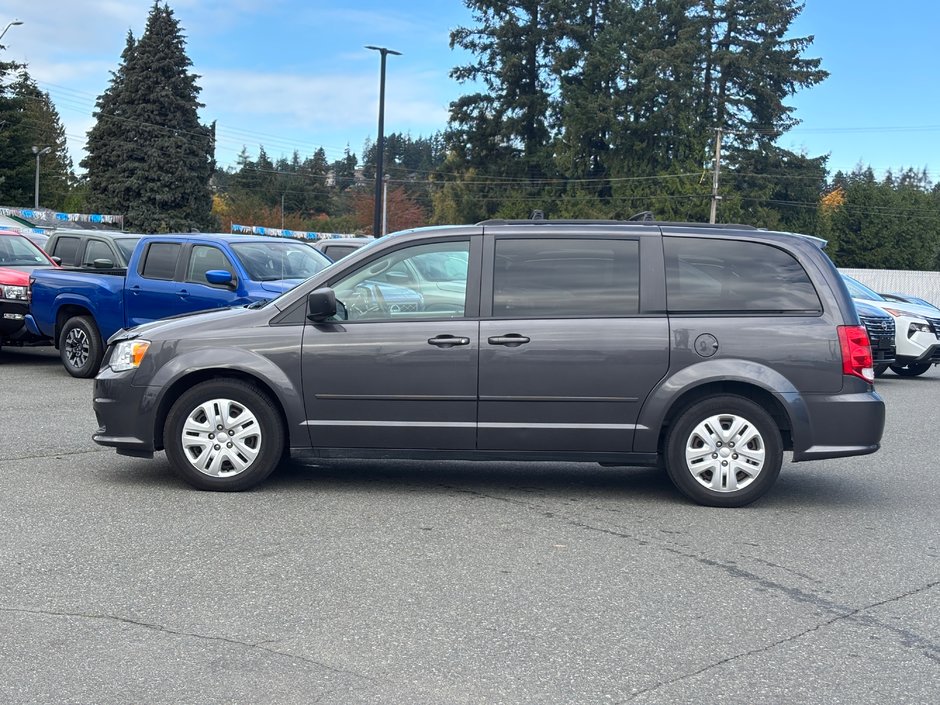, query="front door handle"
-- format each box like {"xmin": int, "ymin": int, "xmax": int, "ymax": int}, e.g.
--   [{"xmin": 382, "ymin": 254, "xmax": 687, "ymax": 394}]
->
[
  {"xmin": 488, "ymin": 334, "xmax": 530, "ymax": 347},
  {"xmin": 177, "ymin": 289, "xmax": 189, "ymax": 298},
  {"xmin": 428, "ymin": 335, "xmax": 471, "ymax": 348}
]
